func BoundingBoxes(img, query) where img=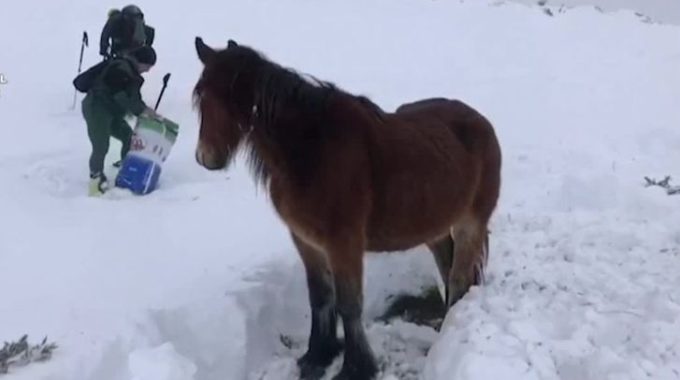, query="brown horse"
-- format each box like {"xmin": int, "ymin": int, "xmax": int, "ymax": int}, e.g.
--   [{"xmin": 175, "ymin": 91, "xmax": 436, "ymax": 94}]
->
[{"xmin": 193, "ymin": 37, "xmax": 502, "ymax": 380}]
